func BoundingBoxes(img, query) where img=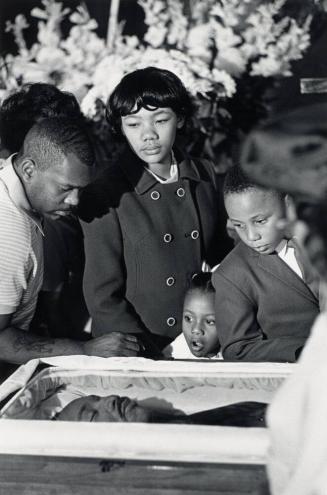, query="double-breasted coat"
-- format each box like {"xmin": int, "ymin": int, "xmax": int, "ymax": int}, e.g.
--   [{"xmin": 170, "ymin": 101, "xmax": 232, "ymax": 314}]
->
[{"xmin": 79, "ymin": 149, "xmax": 232, "ymax": 350}]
